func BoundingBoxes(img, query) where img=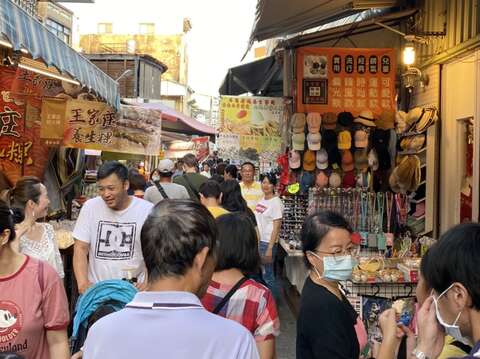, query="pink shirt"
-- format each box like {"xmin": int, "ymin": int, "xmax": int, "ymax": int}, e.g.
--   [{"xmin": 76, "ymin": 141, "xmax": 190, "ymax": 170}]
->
[{"xmin": 0, "ymin": 256, "xmax": 69, "ymax": 359}]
